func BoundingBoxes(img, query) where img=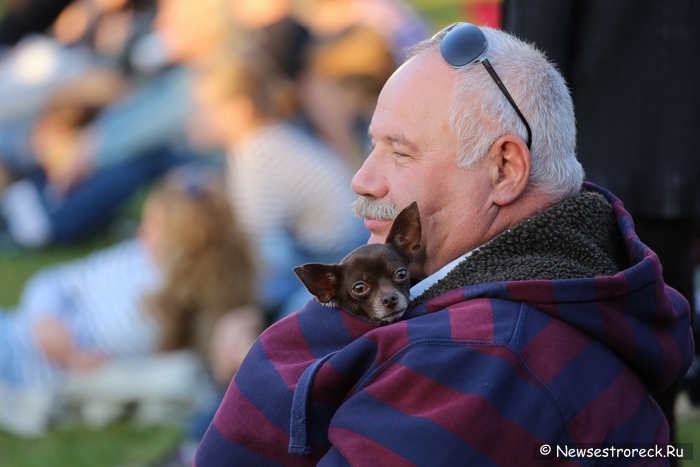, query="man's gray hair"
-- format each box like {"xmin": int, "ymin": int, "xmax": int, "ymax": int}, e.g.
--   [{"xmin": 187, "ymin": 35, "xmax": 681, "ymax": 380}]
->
[{"xmin": 406, "ymin": 26, "xmax": 583, "ymax": 202}]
